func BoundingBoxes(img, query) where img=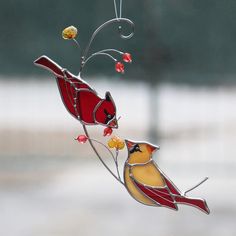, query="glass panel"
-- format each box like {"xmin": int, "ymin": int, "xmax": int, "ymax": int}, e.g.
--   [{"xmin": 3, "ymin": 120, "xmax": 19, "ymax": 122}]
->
[
  {"xmin": 124, "ymin": 167, "xmax": 156, "ymax": 206},
  {"xmin": 134, "ymin": 180, "xmax": 177, "ymax": 210},
  {"xmin": 132, "ymin": 163, "xmax": 165, "ymax": 187}
]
